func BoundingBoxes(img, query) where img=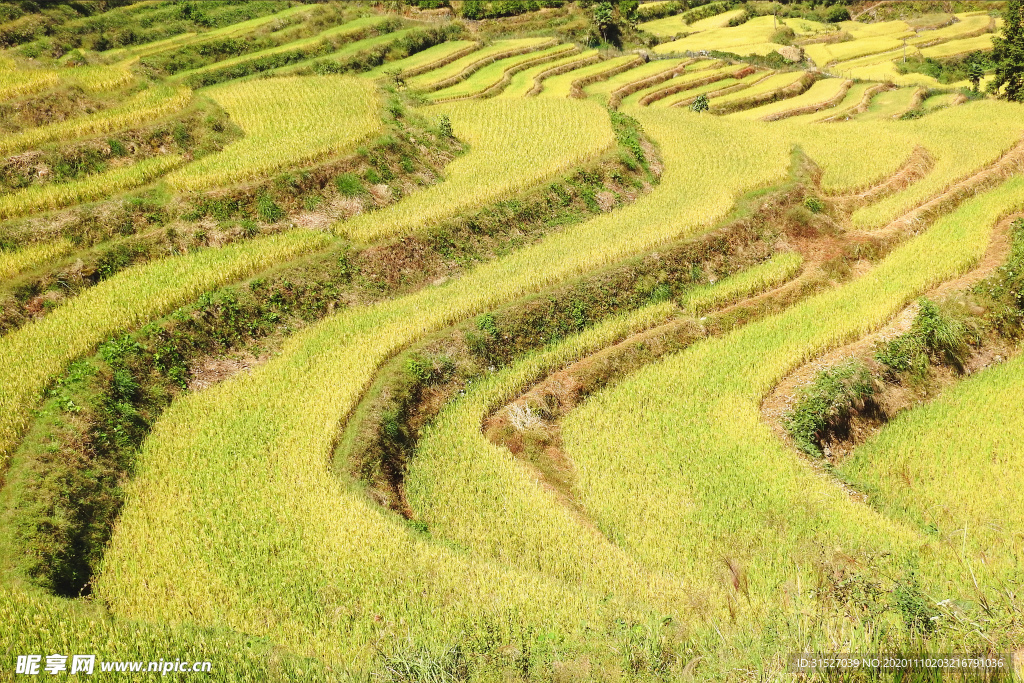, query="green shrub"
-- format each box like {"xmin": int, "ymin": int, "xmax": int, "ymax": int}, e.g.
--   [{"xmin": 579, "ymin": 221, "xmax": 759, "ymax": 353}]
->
[
  {"xmin": 783, "ymin": 361, "xmax": 875, "ymax": 457},
  {"xmin": 804, "ymin": 195, "xmax": 825, "ymax": 214},
  {"xmin": 335, "ymin": 172, "xmax": 363, "ymax": 197},
  {"xmin": 255, "ymin": 193, "xmax": 284, "ymax": 223}
]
